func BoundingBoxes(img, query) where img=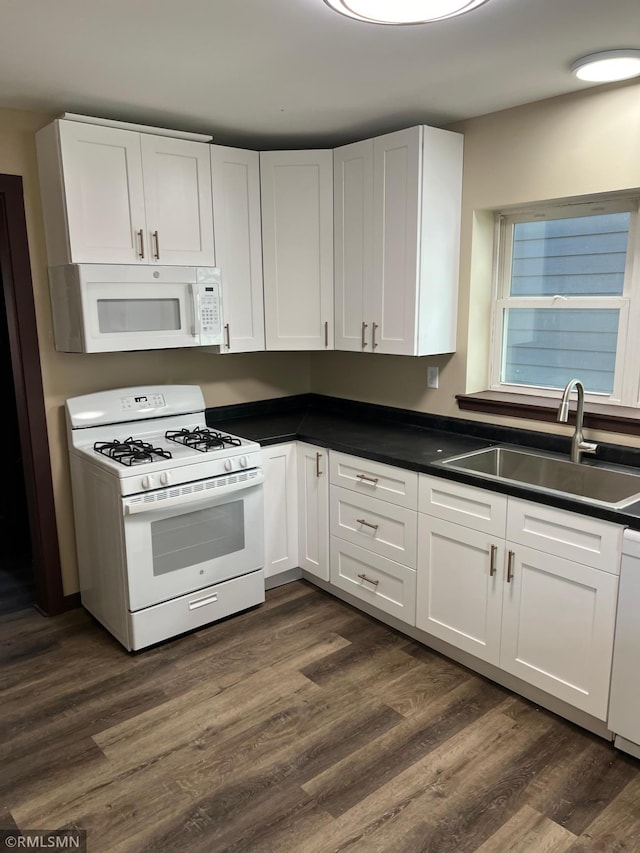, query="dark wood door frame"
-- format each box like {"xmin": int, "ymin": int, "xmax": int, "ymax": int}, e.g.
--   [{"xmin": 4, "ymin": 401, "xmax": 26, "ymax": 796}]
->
[{"xmin": 0, "ymin": 174, "xmax": 63, "ymax": 615}]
